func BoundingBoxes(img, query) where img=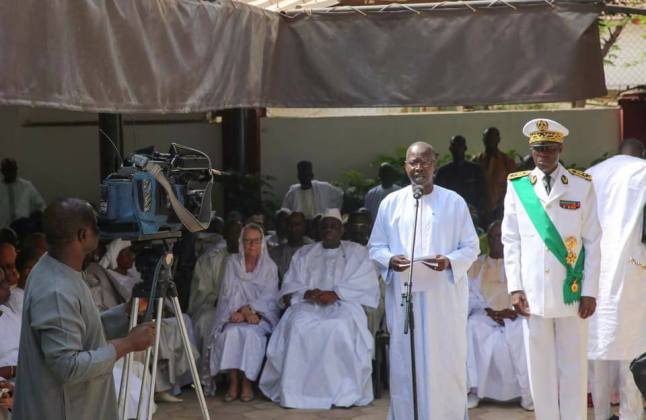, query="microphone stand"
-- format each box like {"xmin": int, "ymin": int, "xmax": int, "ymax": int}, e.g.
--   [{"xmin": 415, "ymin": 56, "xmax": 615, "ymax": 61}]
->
[{"xmin": 402, "ymin": 185, "xmax": 423, "ymax": 420}]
